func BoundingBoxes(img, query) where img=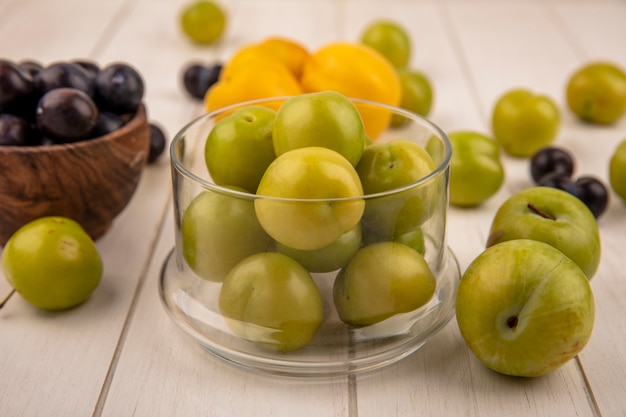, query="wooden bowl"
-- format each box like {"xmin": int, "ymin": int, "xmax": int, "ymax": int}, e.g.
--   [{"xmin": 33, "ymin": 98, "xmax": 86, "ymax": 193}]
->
[{"xmin": 0, "ymin": 104, "xmax": 150, "ymax": 246}]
